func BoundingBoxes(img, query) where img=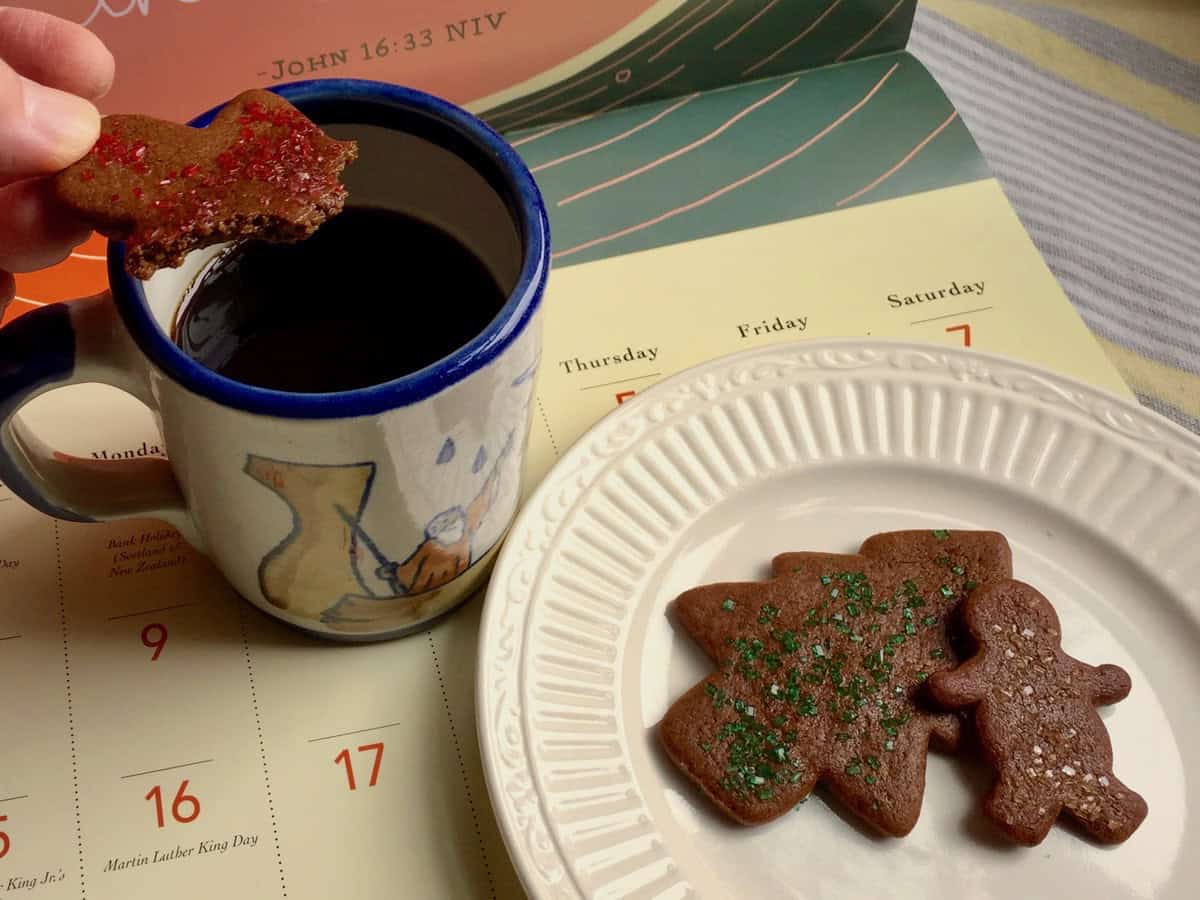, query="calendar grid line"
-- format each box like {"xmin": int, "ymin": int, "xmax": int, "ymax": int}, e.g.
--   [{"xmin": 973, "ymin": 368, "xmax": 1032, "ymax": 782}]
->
[
  {"xmin": 306, "ymin": 722, "xmax": 405, "ymax": 743},
  {"xmin": 237, "ymin": 604, "xmax": 289, "ymax": 898},
  {"xmin": 106, "ymin": 601, "xmax": 200, "ymax": 621},
  {"xmin": 54, "ymin": 521, "xmax": 87, "ymax": 898},
  {"xmin": 119, "ymin": 759, "xmax": 214, "ymax": 780},
  {"xmin": 427, "ymin": 631, "xmax": 498, "ymax": 900},
  {"xmin": 911, "ymin": 305, "xmax": 993, "ymax": 326}
]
